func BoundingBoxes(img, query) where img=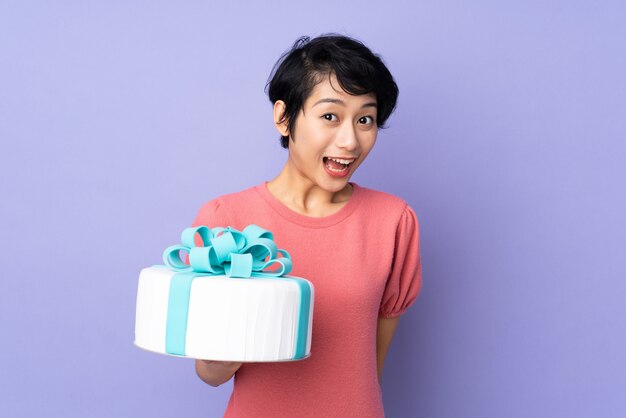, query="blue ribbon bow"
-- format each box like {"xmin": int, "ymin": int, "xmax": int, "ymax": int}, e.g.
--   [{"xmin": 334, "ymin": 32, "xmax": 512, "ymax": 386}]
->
[{"xmin": 163, "ymin": 224, "xmax": 293, "ymax": 278}]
